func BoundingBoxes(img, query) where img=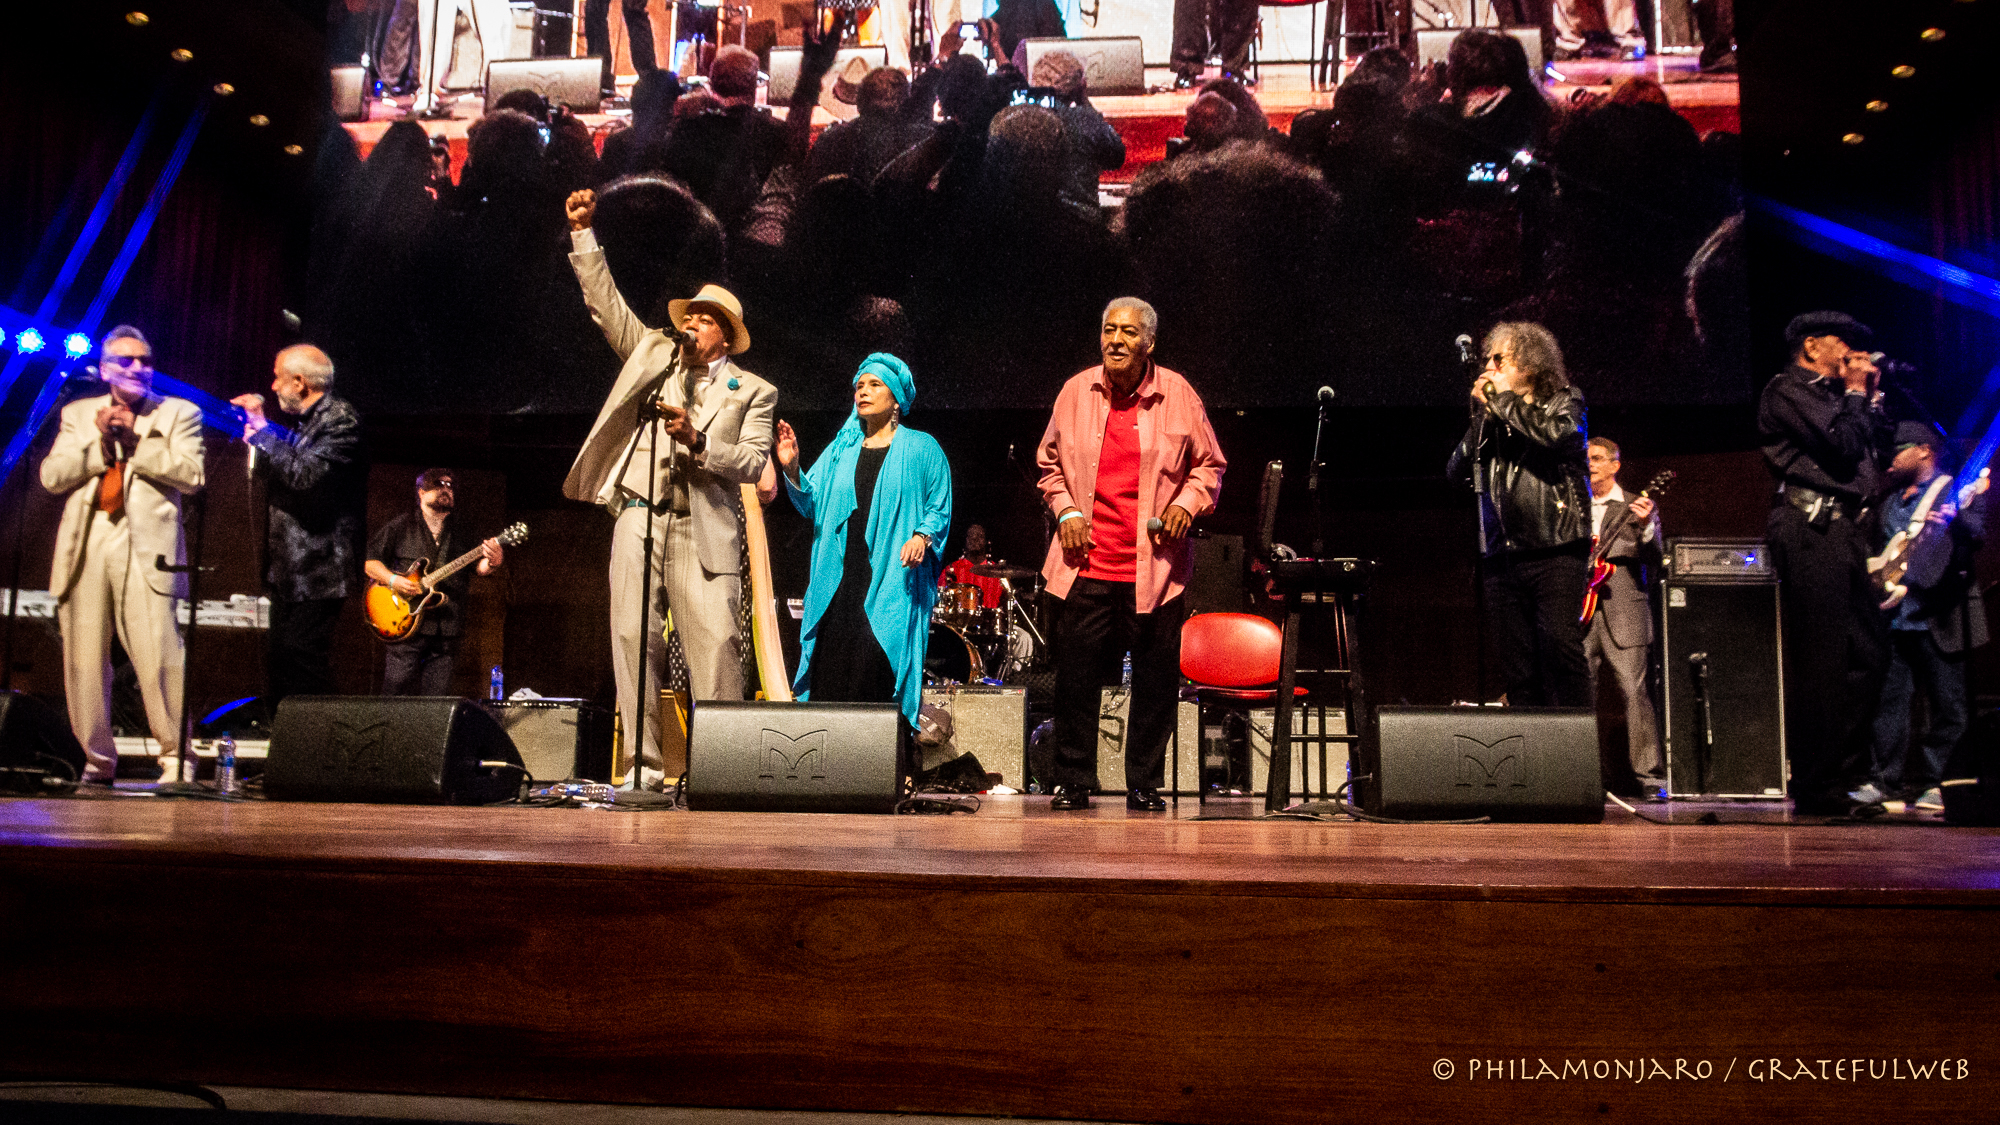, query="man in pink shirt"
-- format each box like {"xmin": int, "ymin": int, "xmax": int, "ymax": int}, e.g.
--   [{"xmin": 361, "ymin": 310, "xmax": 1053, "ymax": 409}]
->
[{"xmin": 1036, "ymin": 297, "xmax": 1228, "ymax": 810}]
